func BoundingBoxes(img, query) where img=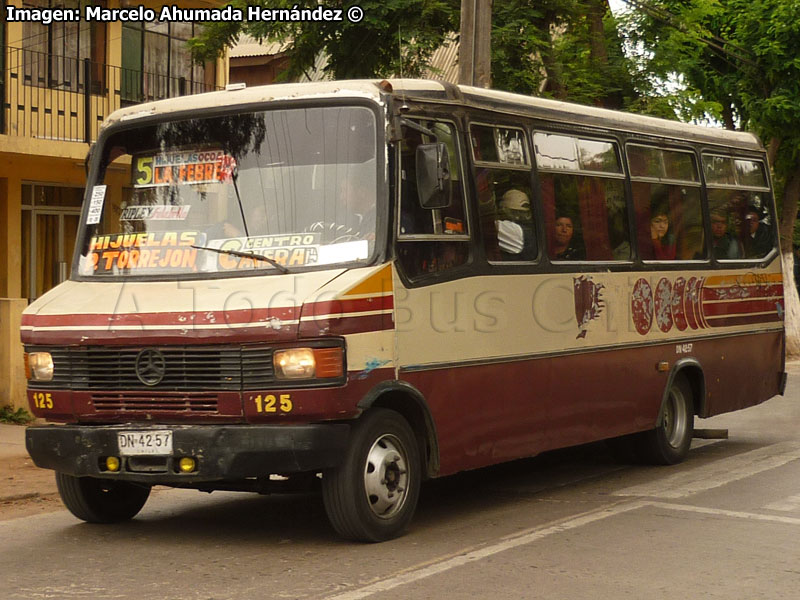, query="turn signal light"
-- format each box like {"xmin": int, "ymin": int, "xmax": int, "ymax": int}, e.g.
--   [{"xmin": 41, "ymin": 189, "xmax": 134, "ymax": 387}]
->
[
  {"xmin": 179, "ymin": 457, "xmax": 196, "ymax": 473},
  {"xmin": 105, "ymin": 456, "xmax": 121, "ymax": 472}
]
